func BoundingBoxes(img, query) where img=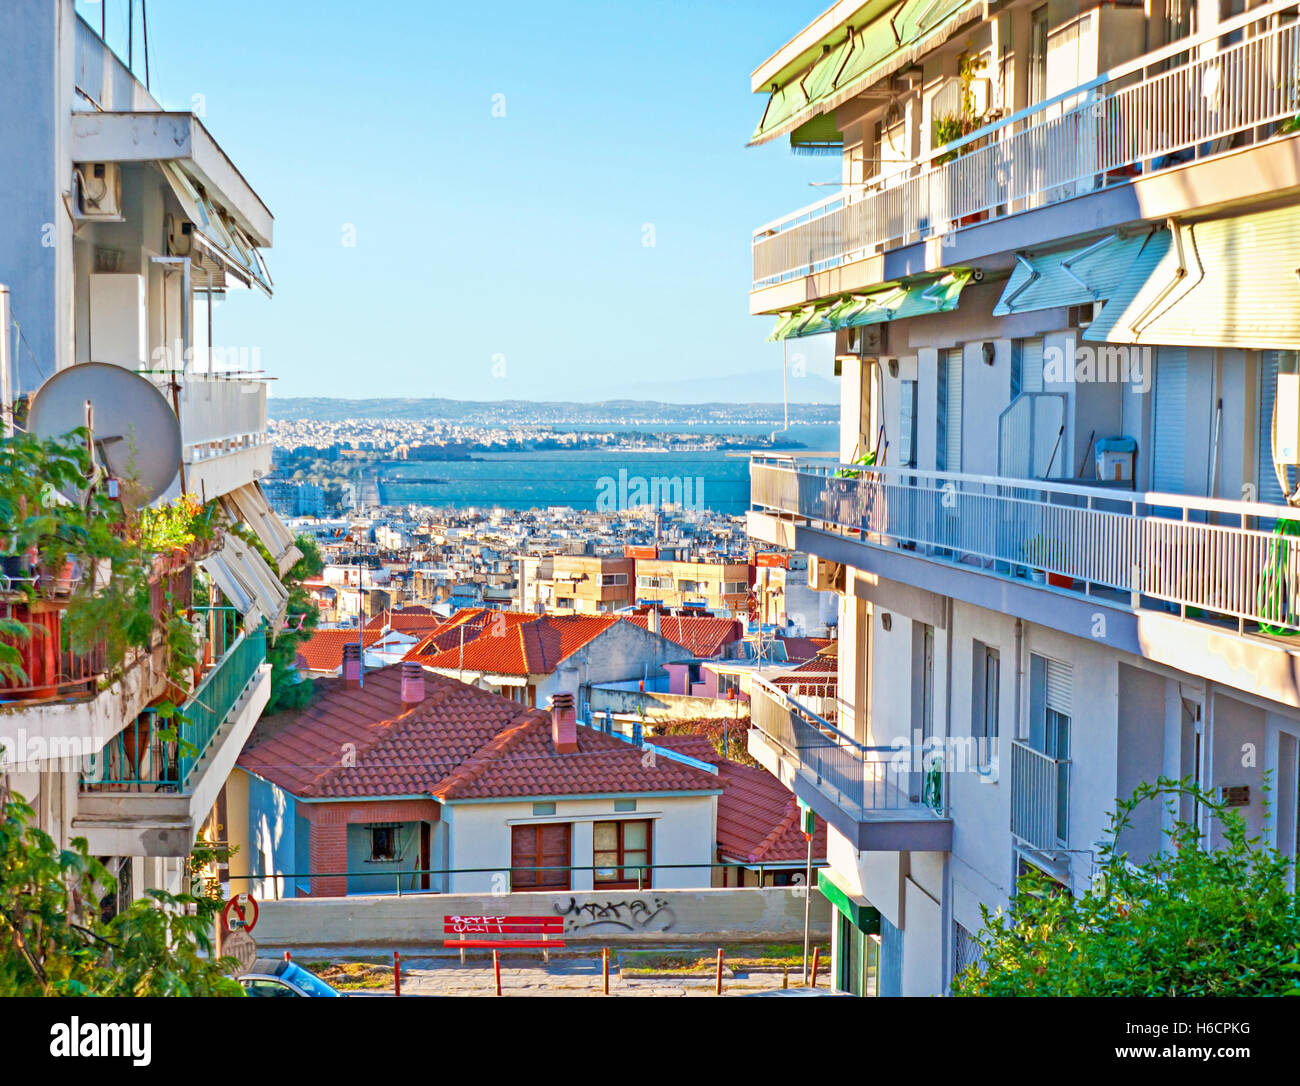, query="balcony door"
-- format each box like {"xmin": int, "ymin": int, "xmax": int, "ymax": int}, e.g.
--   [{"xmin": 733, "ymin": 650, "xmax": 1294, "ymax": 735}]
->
[
  {"xmin": 1151, "ymin": 347, "xmax": 1188, "ymax": 494},
  {"xmin": 1028, "ymin": 654, "xmax": 1072, "ymax": 846},
  {"xmin": 1178, "ymin": 694, "xmax": 1205, "ymax": 830},
  {"xmin": 1276, "ymin": 731, "xmax": 1300, "ymax": 887}
]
